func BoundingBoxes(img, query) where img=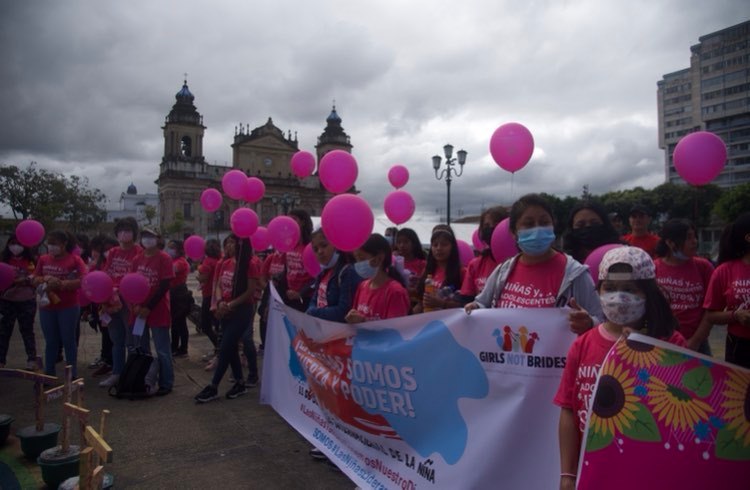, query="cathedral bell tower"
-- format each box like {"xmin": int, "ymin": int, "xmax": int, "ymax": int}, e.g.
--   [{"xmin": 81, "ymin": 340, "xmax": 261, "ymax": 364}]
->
[
  {"xmin": 161, "ymin": 78, "xmax": 206, "ymax": 169},
  {"xmin": 315, "ymin": 103, "xmax": 353, "ymax": 161}
]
